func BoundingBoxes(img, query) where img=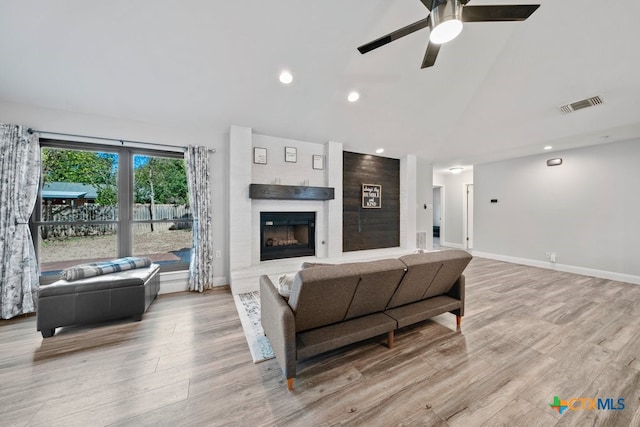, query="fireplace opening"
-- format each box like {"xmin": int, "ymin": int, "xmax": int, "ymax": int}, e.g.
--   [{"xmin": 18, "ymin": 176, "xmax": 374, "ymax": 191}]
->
[{"xmin": 260, "ymin": 212, "xmax": 315, "ymax": 261}]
